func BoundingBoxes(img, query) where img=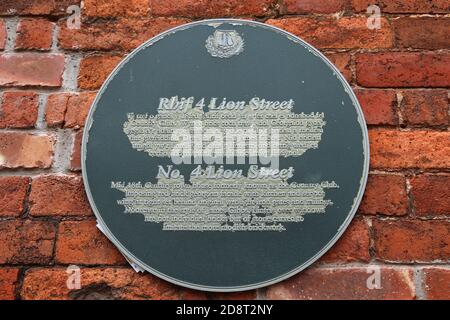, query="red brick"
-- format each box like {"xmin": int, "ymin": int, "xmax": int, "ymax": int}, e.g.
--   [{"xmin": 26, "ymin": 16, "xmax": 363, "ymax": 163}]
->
[
  {"xmin": 0, "ymin": 0, "xmax": 80, "ymax": 16},
  {"xmin": 70, "ymin": 130, "xmax": 82, "ymax": 171},
  {"xmin": 151, "ymin": 0, "xmax": 275, "ymax": 17},
  {"xmin": 16, "ymin": 19, "xmax": 54, "ymax": 50},
  {"xmin": 178, "ymin": 289, "xmax": 208, "ymax": 300},
  {"xmin": 0, "ymin": 91, "xmax": 39, "ymax": 128},
  {"xmin": 64, "ymin": 92, "xmax": 96, "ymax": 128},
  {"xmin": 46, "ymin": 92, "xmax": 97, "ymax": 128},
  {"xmin": 266, "ymin": 267, "xmax": 415, "ymax": 300},
  {"xmin": 356, "ymin": 52, "xmax": 450, "ymax": 88},
  {"xmin": 0, "ymin": 54, "xmax": 65, "ymax": 87},
  {"xmin": 0, "ymin": 20, "xmax": 6, "ymax": 50},
  {"xmin": 0, "ymin": 176, "xmax": 30, "ymax": 217},
  {"xmin": 0, "ymin": 220, "xmax": 56, "ymax": 264},
  {"xmin": 0, "ymin": 269, "xmax": 19, "ymax": 300},
  {"xmin": 423, "ymin": 268, "xmax": 450, "ymax": 300},
  {"xmin": 29, "ymin": 175, "xmax": 91, "ymax": 216},
  {"xmin": 266, "ymin": 17, "xmax": 392, "ymax": 49},
  {"xmin": 411, "ymin": 174, "xmax": 450, "ymax": 216},
  {"xmin": 282, "ymin": 0, "xmax": 347, "ymax": 13},
  {"xmin": 78, "ymin": 55, "xmax": 122, "ymax": 90},
  {"xmin": 320, "ymin": 218, "xmax": 370, "ymax": 263},
  {"xmin": 210, "ymin": 291, "xmax": 257, "ymax": 300},
  {"xmin": 178, "ymin": 288, "xmax": 257, "ymax": 300},
  {"xmin": 354, "ymin": 89, "xmax": 397, "ymax": 125},
  {"xmin": 352, "ymin": 0, "xmax": 450, "ymax": 13},
  {"xmin": 21, "ymin": 267, "xmax": 182, "ymax": 300},
  {"xmin": 369, "ymin": 129, "xmax": 450, "ymax": 170},
  {"xmin": 45, "ymin": 93, "xmax": 69, "ymax": 127},
  {"xmin": 399, "ymin": 90, "xmax": 449, "ymax": 127},
  {"xmin": 393, "ymin": 17, "xmax": 450, "ymax": 49},
  {"xmin": 84, "ymin": 0, "xmax": 150, "ymax": 17},
  {"xmin": 359, "ymin": 174, "xmax": 408, "ymax": 216},
  {"xmin": 325, "ymin": 52, "xmax": 352, "ymax": 82},
  {"xmin": 373, "ymin": 219, "xmax": 450, "ymax": 262},
  {"xmin": 0, "ymin": 132, "xmax": 54, "ymax": 169},
  {"xmin": 59, "ymin": 18, "xmax": 189, "ymax": 52},
  {"xmin": 56, "ymin": 221, "xmax": 126, "ymax": 265}
]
